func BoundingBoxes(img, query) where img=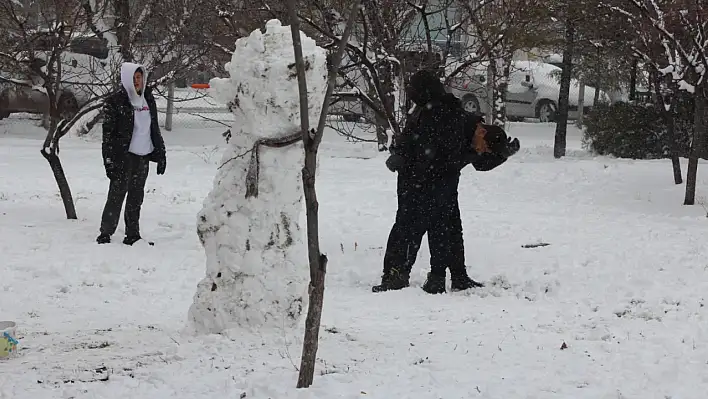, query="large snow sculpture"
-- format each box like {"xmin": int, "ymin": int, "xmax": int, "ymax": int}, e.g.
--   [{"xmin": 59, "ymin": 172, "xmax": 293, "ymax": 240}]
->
[{"xmin": 189, "ymin": 19, "xmax": 328, "ymax": 333}]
